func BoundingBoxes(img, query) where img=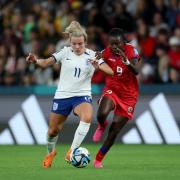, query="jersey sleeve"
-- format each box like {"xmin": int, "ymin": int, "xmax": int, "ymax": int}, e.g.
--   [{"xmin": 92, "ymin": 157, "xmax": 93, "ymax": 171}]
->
[
  {"xmin": 89, "ymin": 49, "xmax": 96, "ymax": 71},
  {"xmin": 52, "ymin": 46, "xmax": 69, "ymax": 63},
  {"xmin": 127, "ymin": 45, "xmax": 140, "ymax": 61},
  {"xmin": 102, "ymin": 49, "xmax": 108, "ymax": 62}
]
